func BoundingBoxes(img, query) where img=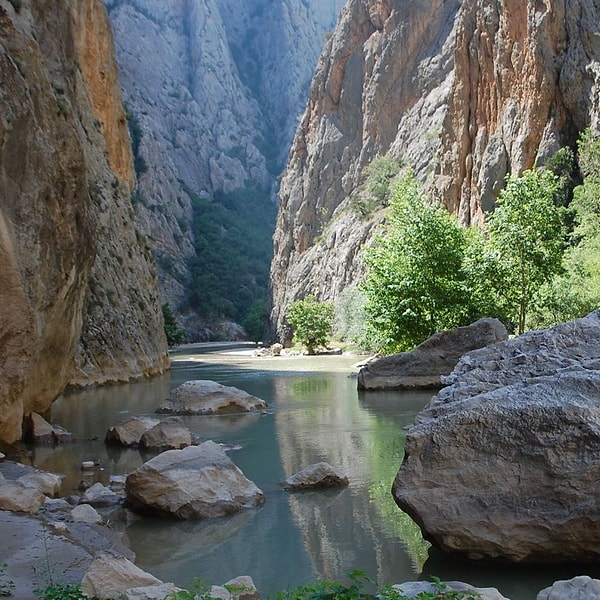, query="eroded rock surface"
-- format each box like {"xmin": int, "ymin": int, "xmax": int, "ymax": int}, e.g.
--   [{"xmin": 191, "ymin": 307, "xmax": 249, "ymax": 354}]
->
[
  {"xmin": 0, "ymin": 0, "xmax": 168, "ymax": 444},
  {"xmin": 126, "ymin": 441, "xmax": 265, "ymax": 519},
  {"xmin": 392, "ymin": 311, "xmax": 600, "ymax": 563},
  {"xmin": 157, "ymin": 380, "xmax": 267, "ymax": 415},
  {"xmin": 357, "ymin": 318, "xmax": 507, "ymax": 390},
  {"xmin": 139, "ymin": 416, "xmax": 192, "ymax": 450}
]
